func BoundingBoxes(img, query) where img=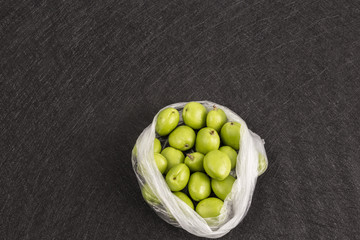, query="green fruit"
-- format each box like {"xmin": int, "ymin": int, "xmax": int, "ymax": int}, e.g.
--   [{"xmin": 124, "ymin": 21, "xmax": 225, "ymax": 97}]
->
[
  {"xmin": 168, "ymin": 125, "xmax": 196, "ymax": 151},
  {"xmin": 182, "ymin": 102, "xmax": 207, "ymax": 129},
  {"xmin": 173, "ymin": 192, "xmax": 194, "ymax": 210},
  {"xmin": 184, "ymin": 152, "xmax": 205, "ymax": 172},
  {"xmin": 195, "ymin": 127, "xmax": 220, "ymax": 154},
  {"xmin": 258, "ymin": 153, "xmax": 268, "ymax": 176},
  {"xmin": 132, "ymin": 144, "xmax": 137, "ymax": 157},
  {"xmin": 161, "ymin": 147, "xmax": 185, "ymax": 174},
  {"xmin": 220, "ymin": 122, "xmax": 241, "ymax": 150},
  {"xmin": 188, "ymin": 172, "xmax": 211, "ymax": 201},
  {"xmin": 141, "ymin": 184, "xmax": 160, "ymax": 204},
  {"xmin": 154, "ymin": 153, "xmax": 167, "ymax": 174},
  {"xmin": 196, "ymin": 198, "xmax": 223, "ymax": 218},
  {"xmin": 154, "ymin": 138, "xmax": 162, "ymax": 153},
  {"xmin": 206, "ymin": 105, "xmax": 227, "ymax": 133},
  {"xmin": 219, "ymin": 146, "xmax": 237, "ymax": 170},
  {"xmin": 156, "ymin": 108, "xmax": 180, "ymax": 136},
  {"xmin": 165, "ymin": 164, "xmax": 190, "ymax": 191},
  {"xmin": 211, "ymin": 175, "xmax": 236, "ymax": 200},
  {"xmin": 203, "ymin": 150, "xmax": 231, "ymax": 181},
  {"xmin": 136, "ymin": 162, "xmax": 146, "ymax": 176}
]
